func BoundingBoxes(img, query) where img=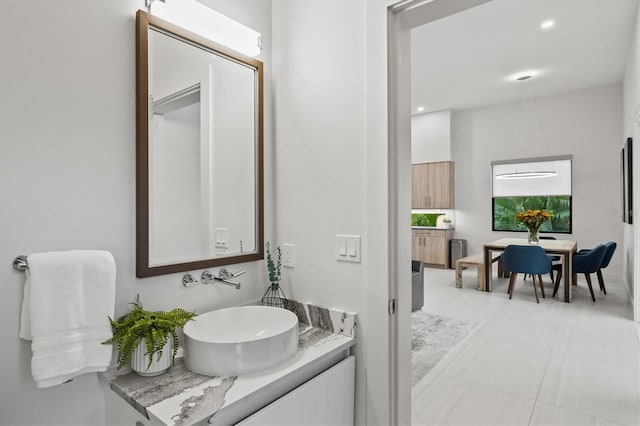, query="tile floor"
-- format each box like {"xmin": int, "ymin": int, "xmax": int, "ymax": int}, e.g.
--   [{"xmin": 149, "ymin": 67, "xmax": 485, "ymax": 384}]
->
[{"xmin": 412, "ymin": 266, "xmax": 640, "ymax": 426}]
